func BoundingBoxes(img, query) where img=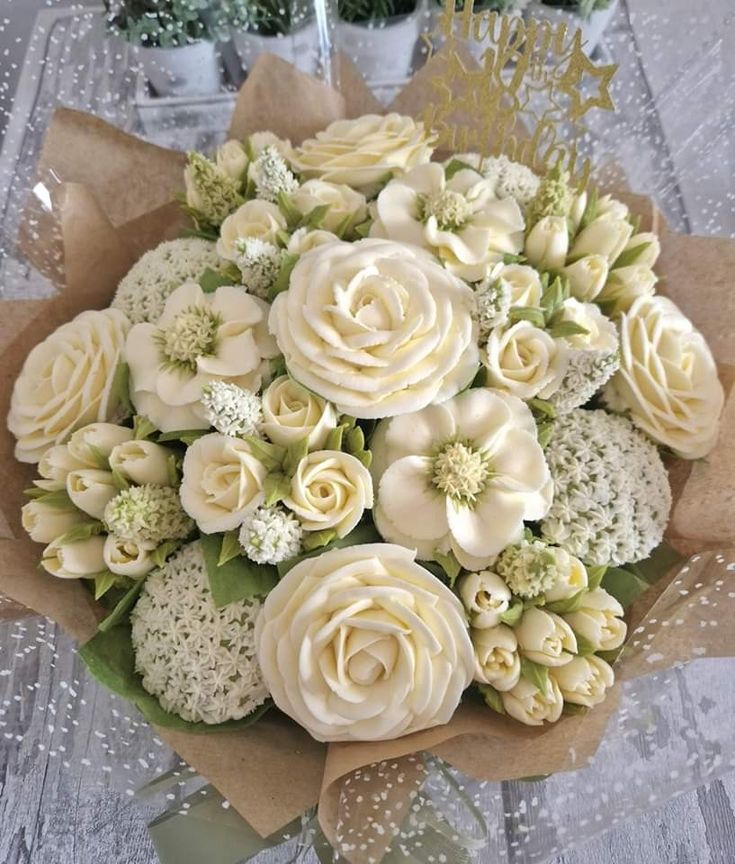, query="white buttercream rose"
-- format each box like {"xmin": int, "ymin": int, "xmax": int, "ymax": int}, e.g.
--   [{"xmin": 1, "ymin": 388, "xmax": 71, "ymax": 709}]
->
[
  {"xmin": 472, "ymin": 624, "xmax": 521, "ymax": 691},
  {"xmin": 502, "ymin": 677, "xmax": 563, "ymax": 726},
  {"xmin": 561, "ymin": 254, "xmax": 609, "ymax": 301},
  {"xmin": 293, "ymin": 113, "xmax": 434, "ymax": 190},
  {"xmin": 459, "ymin": 570, "xmax": 512, "ymax": 629},
  {"xmin": 180, "ymin": 433, "xmax": 267, "ymax": 533},
  {"xmin": 290, "ymin": 180, "xmax": 368, "ymax": 235},
  {"xmin": 524, "ymin": 215, "xmax": 569, "ymax": 272},
  {"xmin": 564, "ymin": 588, "xmax": 627, "ymax": 651},
  {"xmin": 371, "ymin": 388, "xmax": 552, "ymax": 569},
  {"xmin": 103, "ymin": 534, "xmax": 156, "ymax": 578},
  {"xmin": 514, "ymin": 607, "xmax": 577, "ymax": 666},
  {"xmin": 260, "ymin": 376, "xmax": 337, "ymax": 449},
  {"xmin": 255, "ymin": 542, "xmax": 474, "ymax": 741},
  {"xmin": 498, "ymin": 264, "xmax": 543, "ymax": 307},
  {"xmin": 284, "ymin": 450, "xmax": 373, "ymax": 537},
  {"xmin": 7, "ymin": 309, "xmax": 130, "ymax": 463},
  {"xmin": 41, "ymin": 535, "xmax": 106, "ymax": 580},
  {"xmin": 216, "ymin": 200, "xmax": 287, "ymax": 263},
  {"xmin": 109, "ymin": 439, "xmax": 174, "ymax": 487},
  {"xmin": 269, "ymin": 239, "xmax": 479, "ymax": 419},
  {"xmin": 605, "ymin": 295, "xmax": 724, "ymax": 458},
  {"xmin": 551, "ymin": 655, "xmax": 614, "ymax": 708},
  {"xmin": 125, "ymin": 281, "xmax": 278, "ymax": 433},
  {"xmin": 21, "ymin": 501, "xmax": 87, "ymax": 545},
  {"xmin": 484, "ymin": 321, "xmax": 568, "ymax": 400}
]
